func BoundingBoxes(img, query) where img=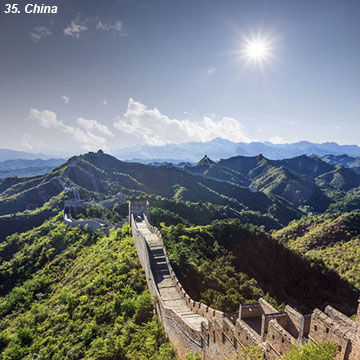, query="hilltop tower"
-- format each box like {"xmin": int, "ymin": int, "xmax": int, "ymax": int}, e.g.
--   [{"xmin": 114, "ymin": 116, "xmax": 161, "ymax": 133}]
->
[{"xmin": 129, "ymin": 199, "xmax": 150, "ymax": 221}]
